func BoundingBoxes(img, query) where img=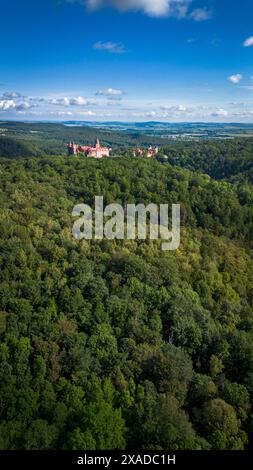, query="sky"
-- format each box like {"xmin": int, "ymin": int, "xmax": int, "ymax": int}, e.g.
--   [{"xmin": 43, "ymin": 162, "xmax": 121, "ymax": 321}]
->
[{"xmin": 1, "ymin": 0, "xmax": 253, "ymax": 122}]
